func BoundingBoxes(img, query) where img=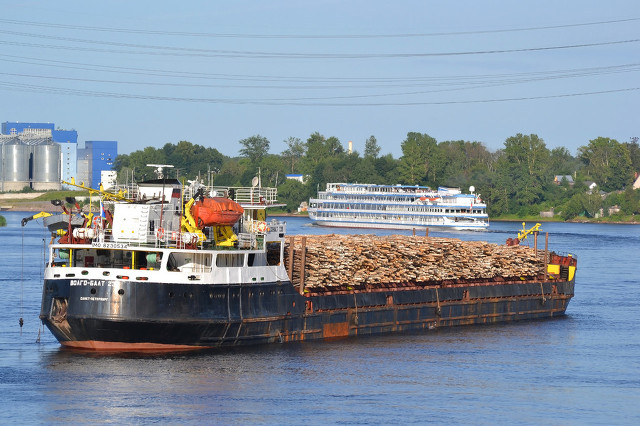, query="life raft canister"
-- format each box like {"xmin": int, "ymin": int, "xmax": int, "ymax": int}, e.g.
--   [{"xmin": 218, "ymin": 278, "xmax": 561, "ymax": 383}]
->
[{"xmin": 191, "ymin": 197, "xmax": 244, "ymax": 228}]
